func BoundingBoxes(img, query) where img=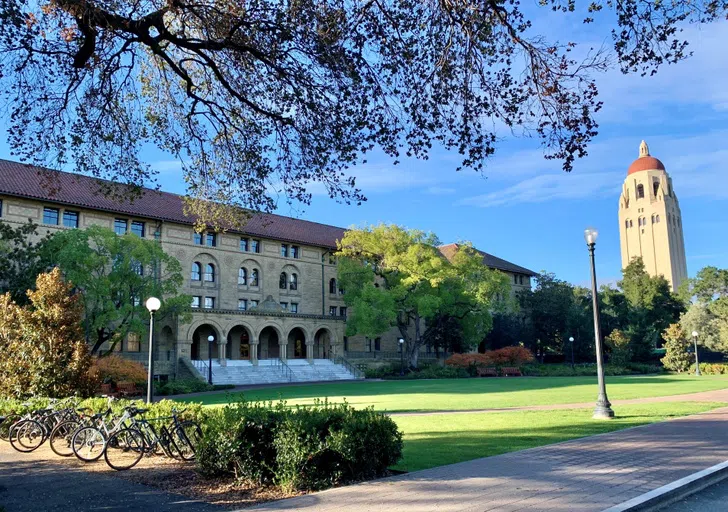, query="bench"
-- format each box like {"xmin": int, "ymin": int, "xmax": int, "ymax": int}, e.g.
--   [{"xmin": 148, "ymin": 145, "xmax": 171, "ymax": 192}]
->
[
  {"xmin": 501, "ymin": 367, "xmax": 522, "ymax": 377},
  {"xmin": 476, "ymin": 367, "xmax": 498, "ymax": 377},
  {"xmin": 99, "ymin": 383, "xmax": 113, "ymax": 396},
  {"xmin": 116, "ymin": 381, "xmax": 140, "ymax": 398}
]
